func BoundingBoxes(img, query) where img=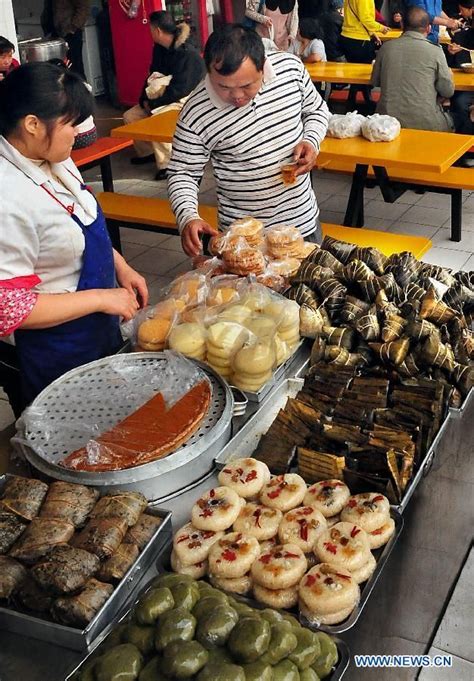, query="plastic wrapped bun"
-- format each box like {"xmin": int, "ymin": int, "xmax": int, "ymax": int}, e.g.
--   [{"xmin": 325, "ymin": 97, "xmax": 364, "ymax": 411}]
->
[
  {"xmin": 168, "ymin": 322, "xmax": 207, "ymax": 360},
  {"xmin": 137, "ymin": 317, "xmax": 172, "ymax": 351},
  {"xmin": 170, "ymin": 271, "xmax": 209, "ymax": 307},
  {"xmin": 274, "ymin": 334, "xmax": 290, "ymax": 366},
  {"xmin": 361, "ymin": 114, "xmax": 401, "ymax": 142},
  {"xmin": 327, "ymin": 111, "xmax": 366, "ymax": 138},
  {"xmin": 256, "ymin": 269, "xmax": 286, "ymax": 293},
  {"xmin": 222, "ymin": 237, "xmax": 266, "ymax": 276},
  {"xmin": 229, "ymin": 216, "xmax": 265, "ymax": 248},
  {"xmin": 232, "ymin": 338, "xmax": 277, "ymax": 392},
  {"xmin": 265, "ymin": 225, "xmax": 306, "ymax": 260}
]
